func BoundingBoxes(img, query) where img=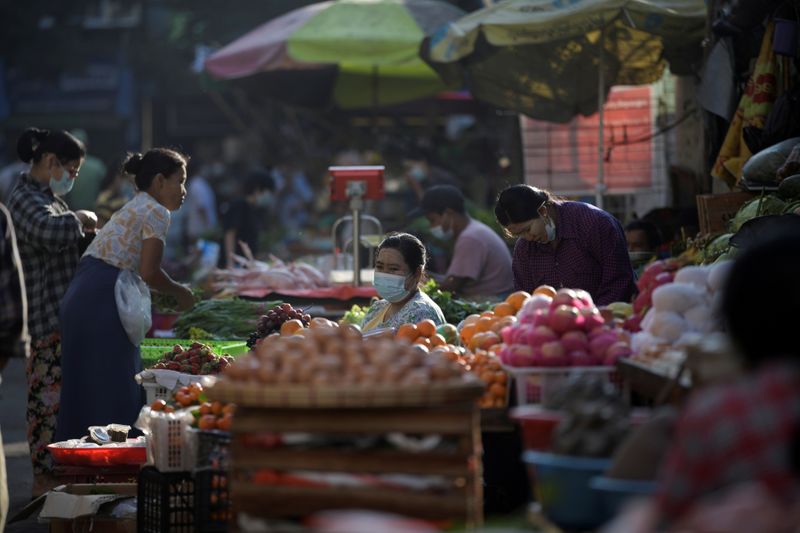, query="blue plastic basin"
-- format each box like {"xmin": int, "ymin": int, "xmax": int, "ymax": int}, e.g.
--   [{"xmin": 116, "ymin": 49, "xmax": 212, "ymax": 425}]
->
[
  {"xmin": 523, "ymin": 450, "xmax": 612, "ymax": 529},
  {"xmin": 590, "ymin": 476, "xmax": 657, "ymax": 516}
]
